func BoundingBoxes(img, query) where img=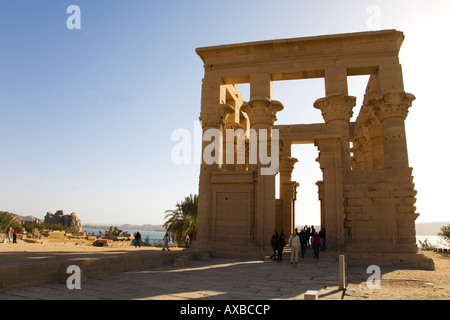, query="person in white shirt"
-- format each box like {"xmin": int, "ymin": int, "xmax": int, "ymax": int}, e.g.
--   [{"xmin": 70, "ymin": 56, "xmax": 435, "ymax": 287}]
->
[{"xmin": 288, "ymin": 231, "xmax": 300, "ymax": 264}]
